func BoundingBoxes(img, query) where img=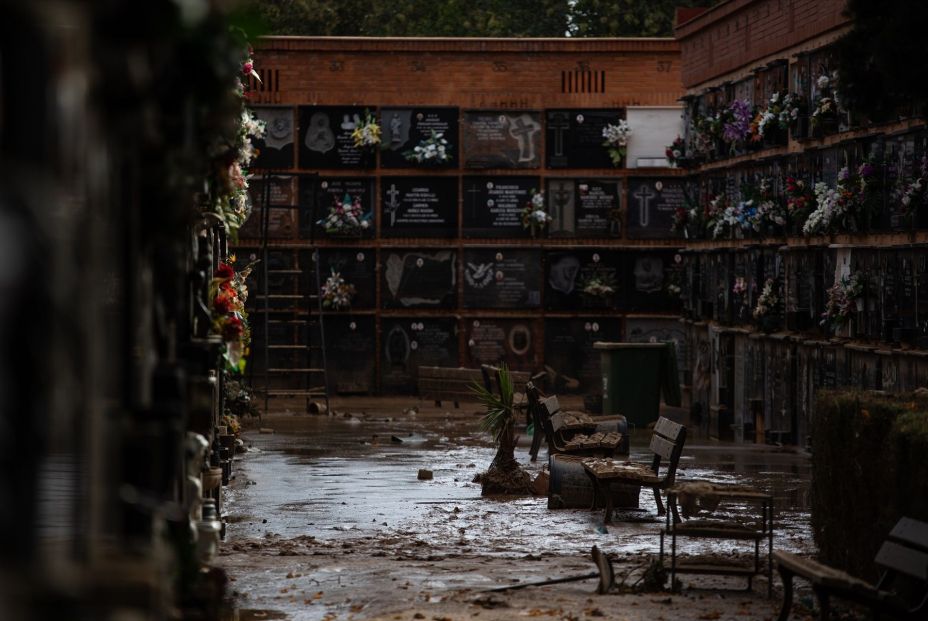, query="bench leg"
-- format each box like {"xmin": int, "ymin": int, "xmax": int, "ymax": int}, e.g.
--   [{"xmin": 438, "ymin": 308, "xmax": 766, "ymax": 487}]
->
[
  {"xmin": 776, "ymin": 566, "xmax": 794, "ymax": 621},
  {"xmin": 603, "ymin": 485, "xmax": 614, "ymax": 524},
  {"xmin": 653, "ymin": 486, "xmax": 666, "ymax": 516},
  {"xmin": 434, "ymin": 400, "xmax": 442, "ymax": 407}
]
